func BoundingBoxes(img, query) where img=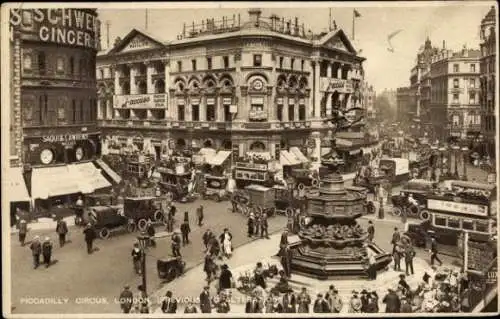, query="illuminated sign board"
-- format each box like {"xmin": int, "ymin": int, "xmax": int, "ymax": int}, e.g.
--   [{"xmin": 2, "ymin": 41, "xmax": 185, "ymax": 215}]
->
[
  {"xmin": 320, "ymin": 78, "xmax": 354, "ymax": 93},
  {"xmin": 427, "ymin": 199, "xmax": 488, "ymax": 217},
  {"xmin": 10, "ymin": 9, "xmax": 100, "ymax": 50},
  {"xmin": 114, "ymin": 94, "xmax": 168, "ymax": 109},
  {"xmin": 42, "ymin": 134, "xmax": 89, "ymax": 143}
]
